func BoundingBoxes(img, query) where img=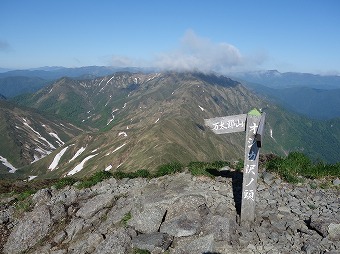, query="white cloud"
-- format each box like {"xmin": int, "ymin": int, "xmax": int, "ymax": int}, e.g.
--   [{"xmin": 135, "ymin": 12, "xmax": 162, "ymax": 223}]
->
[
  {"xmin": 108, "ymin": 30, "xmax": 266, "ymax": 73},
  {"xmin": 154, "ymin": 30, "xmax": 244, "ymax": 73}
]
